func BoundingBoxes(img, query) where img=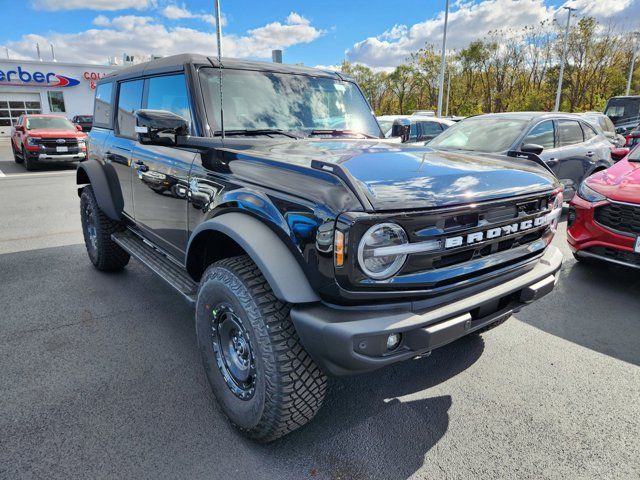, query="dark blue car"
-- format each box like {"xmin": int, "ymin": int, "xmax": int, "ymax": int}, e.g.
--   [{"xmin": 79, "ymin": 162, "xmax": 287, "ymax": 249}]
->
[{"xmin": 428, "ymin": 112, "xmax": 614, "ymax": 200}]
